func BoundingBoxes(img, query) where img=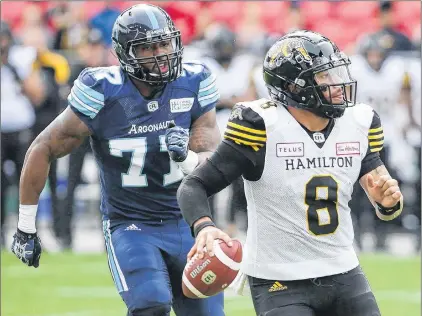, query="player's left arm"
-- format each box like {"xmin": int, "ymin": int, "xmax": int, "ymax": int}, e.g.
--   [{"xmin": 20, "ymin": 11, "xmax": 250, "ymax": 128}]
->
[
  {"xmin": 165, "ymin": 64, "xmax": 220, "ymax": 174},
  {"xmin": 359, "ymin": 110, "xmax": 403, "ymax": 221},
  {"xmin": 165, "ymin": 110, "xmax": 220, "ymax": 174},
  {"xmin": 188, "ymin": 108, "xmax": 220, "ymax": 163}
]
